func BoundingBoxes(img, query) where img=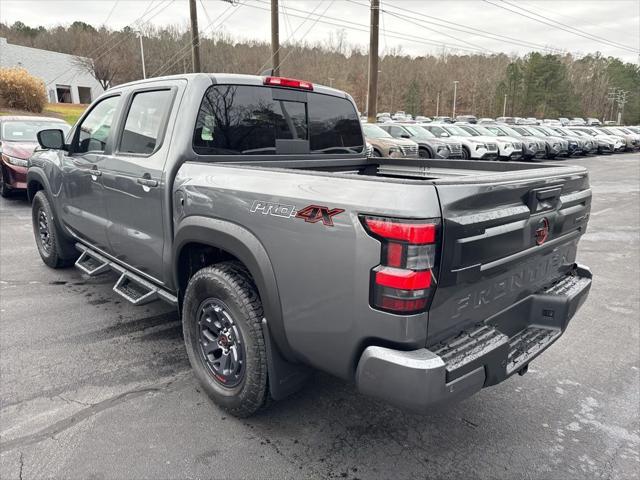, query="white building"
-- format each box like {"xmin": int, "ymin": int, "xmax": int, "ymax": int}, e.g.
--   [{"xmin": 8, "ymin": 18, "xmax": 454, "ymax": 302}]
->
[{"xmin": 0, "ymin": 37, "xmax": 104, "ymax": 104}]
